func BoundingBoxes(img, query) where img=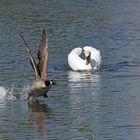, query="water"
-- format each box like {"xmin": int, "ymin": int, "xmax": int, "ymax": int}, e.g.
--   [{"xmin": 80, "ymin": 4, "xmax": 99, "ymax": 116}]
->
[{"xmin": 0, "ymin": 0, "xmax": 140, "ymax": 139}]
